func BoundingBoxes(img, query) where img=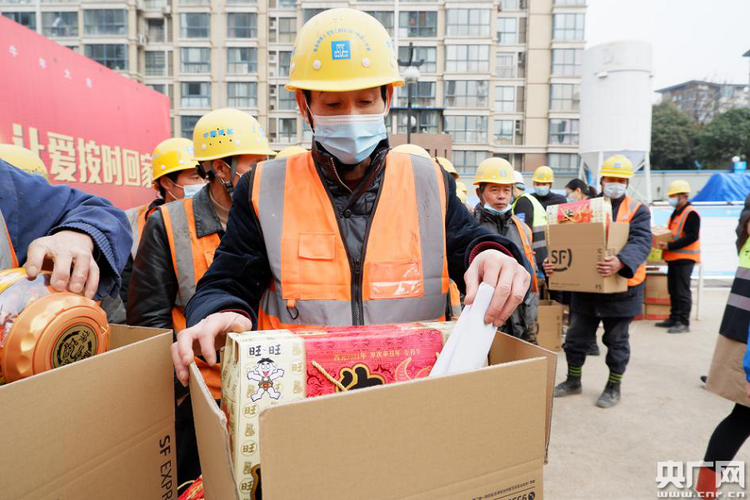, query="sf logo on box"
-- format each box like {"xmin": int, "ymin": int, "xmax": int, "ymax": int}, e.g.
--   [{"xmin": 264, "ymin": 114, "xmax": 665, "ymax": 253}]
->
[{"xmin": 550, "ymin": 248, "xmax": 573, "ymax": 272}]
